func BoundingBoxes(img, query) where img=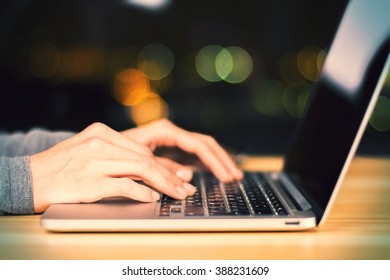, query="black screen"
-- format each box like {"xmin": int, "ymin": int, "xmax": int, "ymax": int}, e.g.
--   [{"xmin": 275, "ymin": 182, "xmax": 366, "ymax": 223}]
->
[{"xmin": 283, "ymin": 0, "xmax": 390, "ymax": 220}]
